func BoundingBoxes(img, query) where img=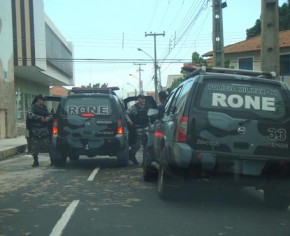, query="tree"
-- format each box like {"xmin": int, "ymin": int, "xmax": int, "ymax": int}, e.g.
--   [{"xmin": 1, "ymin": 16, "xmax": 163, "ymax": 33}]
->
[
  {"xmin": 191, "ymin": 52, "xmax": 208, "ymax": 67},
  {"xmin": 81, "ymin": 83, "xmax": 108, "ymax": 88},
  {"xmin": 246, "ymin": 1, "xmax": 290, "ymax": 39},
  {"xmin": 246, "ymin": 19, "xmax": 261, "ymax": 39}
]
